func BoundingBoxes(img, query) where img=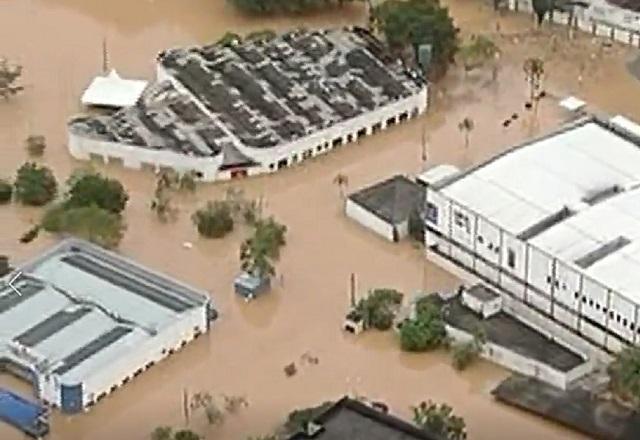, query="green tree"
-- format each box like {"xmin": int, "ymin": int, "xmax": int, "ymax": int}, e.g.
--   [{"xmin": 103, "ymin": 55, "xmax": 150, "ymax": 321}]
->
[
  {"xmin": 246, "ymin": 29, "xmax": 277, "ymax": 42},
  {"xmin": 399, "ymin": 299, "xmax": 447, "ymax": 352},
  {"xmin": 608, "ymin": 346, "xmax": 640, "ymax": 409},
  {"xmin": 173, "ymin": 430, "xmax": 200, "ymax": 440},
  {"xmin": 458, "ymin": 35, "xmax": 499, "ymax": 73},
  {"xmin": 0, "ymin": 179, "xmax": 12, "ymax": 204},
  {"xmin": 373, "ymin": 0, "xmax": 459, "ymax": 77},
  {"xmin": 0, "ymin": 57, "xmax": 23, "ymax": 99},
  {"xmin": 14, "ymin": 162, "xmax": 57, "ymax": 206},
  {"xmin": 355, "ymin": 288, "xmax": 403, "ymax": 330},
  {"xmin": 412, "ymin": 400, "xmax": 467, "ymax": 440},
  {"xmin": 523, "ymin": 57, "xmax": 545, "ymax": 102},
  {"xmin": 150, "ymin": 426, "xmax": 173, "ymax": 440},
  {"xmin": 217, "ymin": 32, "xmax": 243, "ymax": 46},
  {"xmin": 41, "ymin": 204, "xmax": 125, "ymax": 248},
  {"xmin": 192, "ymin": 201, "xmax": 234, "ymax": 238},
  {"xmin": 532, "ymin": 0, "xmax": 554, "ymax": 25},
  {"xmin": 65, "ymin": 171, "xmax": 129, "ymax": 214},
  {"xmin": 178, "ymin": 171, "xmax": 198, "ymax": 192},
  {"xmin": 240, "ymin": 217, "xmax": 287, "ymax": 279}
]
